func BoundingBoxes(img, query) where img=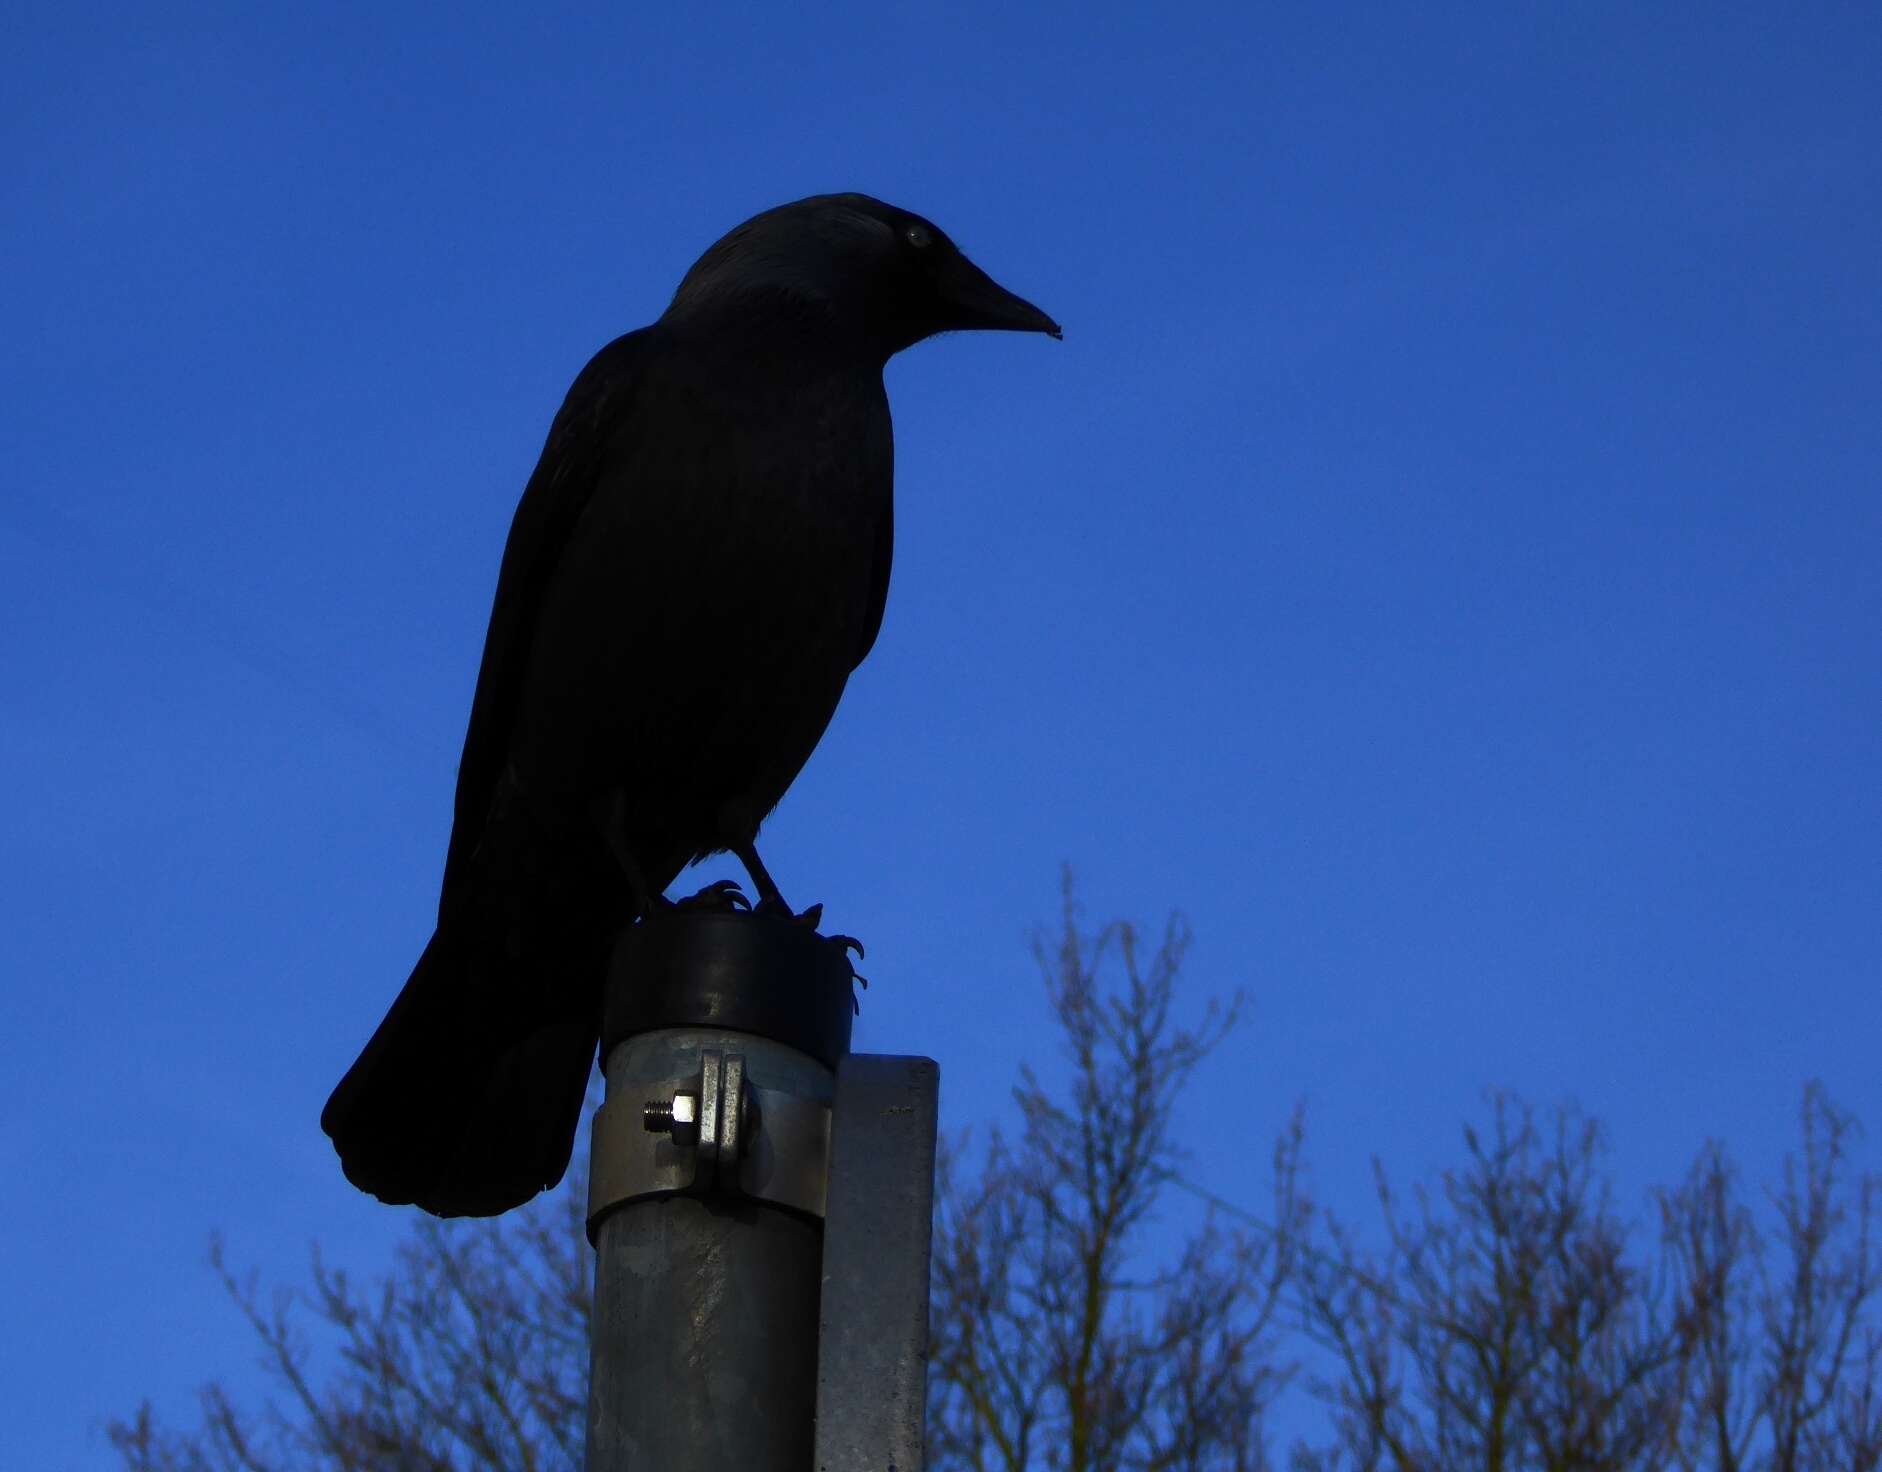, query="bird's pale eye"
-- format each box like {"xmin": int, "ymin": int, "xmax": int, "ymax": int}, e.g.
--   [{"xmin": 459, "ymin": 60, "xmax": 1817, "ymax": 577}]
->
[{"xmin": 904, "ymin": 223, "xmax": 933, "ymax": 249}]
